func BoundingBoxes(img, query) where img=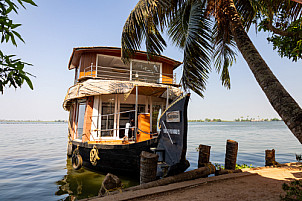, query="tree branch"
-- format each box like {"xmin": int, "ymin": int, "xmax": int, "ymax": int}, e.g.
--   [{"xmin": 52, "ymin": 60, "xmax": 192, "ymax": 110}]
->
[
  {"xmin": 291, "ymin": 0, "xmax": 302, "ymax": 5},
  {"xmin": 265, "ymin": 20, "xmax": 295, "ymax": 37}
]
